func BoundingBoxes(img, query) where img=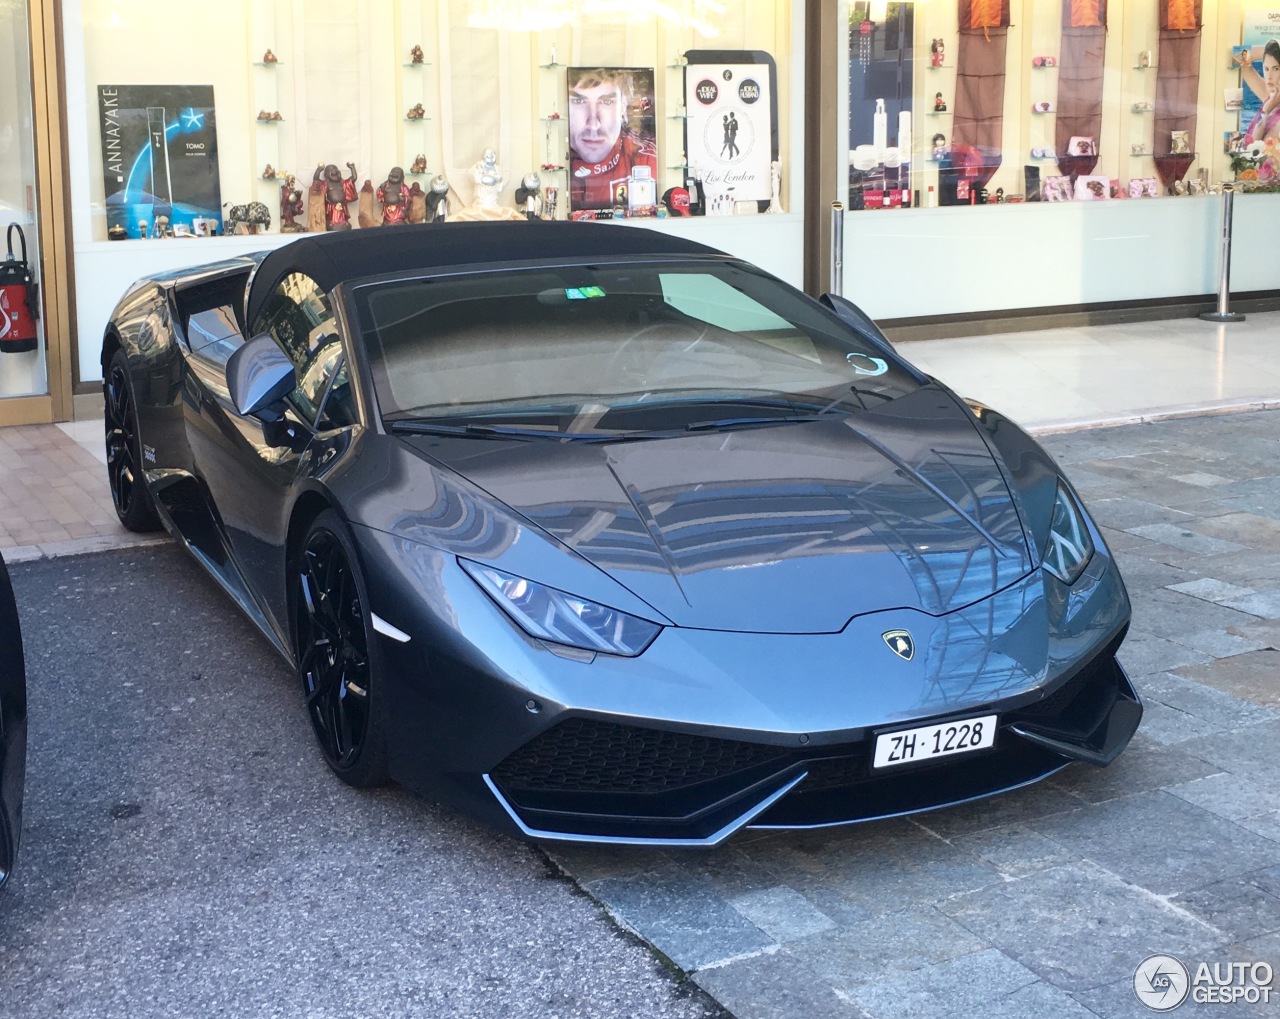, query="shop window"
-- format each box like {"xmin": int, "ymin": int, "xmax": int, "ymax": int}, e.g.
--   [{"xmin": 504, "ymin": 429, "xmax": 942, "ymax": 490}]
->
[{"xmin": 846, "ymin": 0, "xmax": 1280, "ymax": 210}]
